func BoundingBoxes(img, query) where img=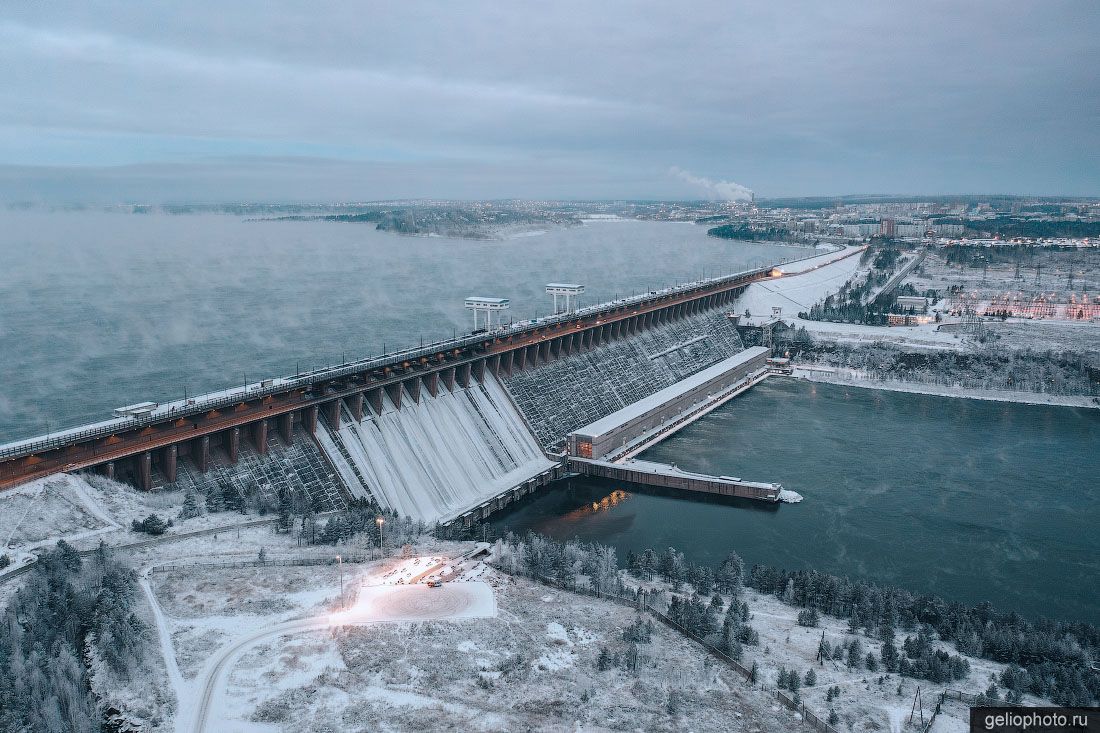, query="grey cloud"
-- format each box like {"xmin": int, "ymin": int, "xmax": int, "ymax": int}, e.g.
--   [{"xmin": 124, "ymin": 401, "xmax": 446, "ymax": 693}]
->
[{"xmin": 0, "ymin": 0, "xmax": 1097, "ymax": 199}]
